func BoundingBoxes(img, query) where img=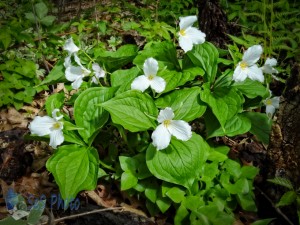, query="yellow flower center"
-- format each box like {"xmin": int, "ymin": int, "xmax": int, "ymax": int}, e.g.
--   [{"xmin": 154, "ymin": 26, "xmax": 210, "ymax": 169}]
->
[
  {"xmin": 163, "ymin": 120, "xmax": 171, "ymax": 127},
  {"xmin": 52, "ymin": 122, "xmax": 61, "ymax": 129},
  {"xmin": 148, "ymin": 75, "xmax": 154, "ymax": 80},
  {"xmin": 240, "ymin": 61, "xmax": 248, "ymax": 70},
  {"xmin": 265, "ymin": 99, "xmax": 272, "ymax": 105},
  {"xmin": 179, "ymin": 29, "xmax": 186, "ymax": 36}
]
